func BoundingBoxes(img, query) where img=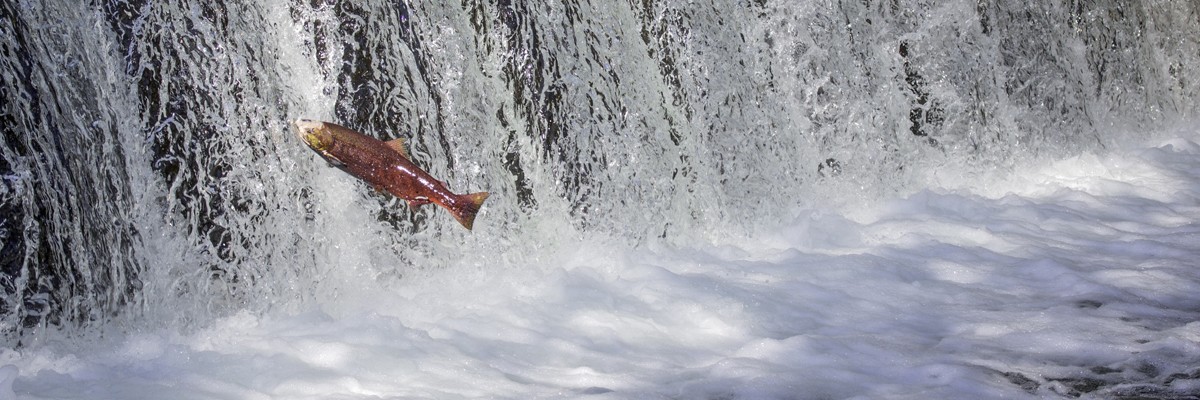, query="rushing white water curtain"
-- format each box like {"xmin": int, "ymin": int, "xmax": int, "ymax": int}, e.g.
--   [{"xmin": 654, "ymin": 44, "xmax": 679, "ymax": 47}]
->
[
  {"xmin": 0, "ymin": 0, "xmax": 147, "ymax": 340},
  {"xmin": 0, "ymin": 0, "xmax": 1197, "ymax": 341}
]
